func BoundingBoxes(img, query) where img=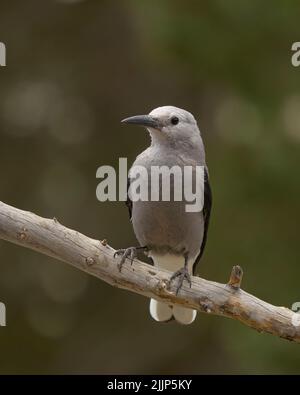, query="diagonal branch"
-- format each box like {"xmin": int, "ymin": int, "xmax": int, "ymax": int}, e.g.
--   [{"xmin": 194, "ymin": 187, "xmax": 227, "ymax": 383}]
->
[{"xmin": 0, "ymin": 200, "xmax": 299, "ymax": 342}]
